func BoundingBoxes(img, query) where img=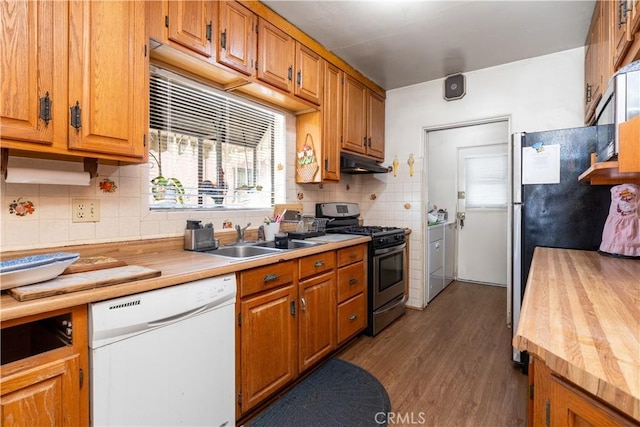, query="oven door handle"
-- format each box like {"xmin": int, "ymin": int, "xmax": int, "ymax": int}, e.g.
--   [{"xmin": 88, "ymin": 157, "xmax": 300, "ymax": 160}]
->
[
  {"xmin": 374, "ymin": 294, "xmax": 407, "ymax": 314},
  {"xmin": 374, "ymin": 242, "xmax": 406, "ymax": 256}
]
